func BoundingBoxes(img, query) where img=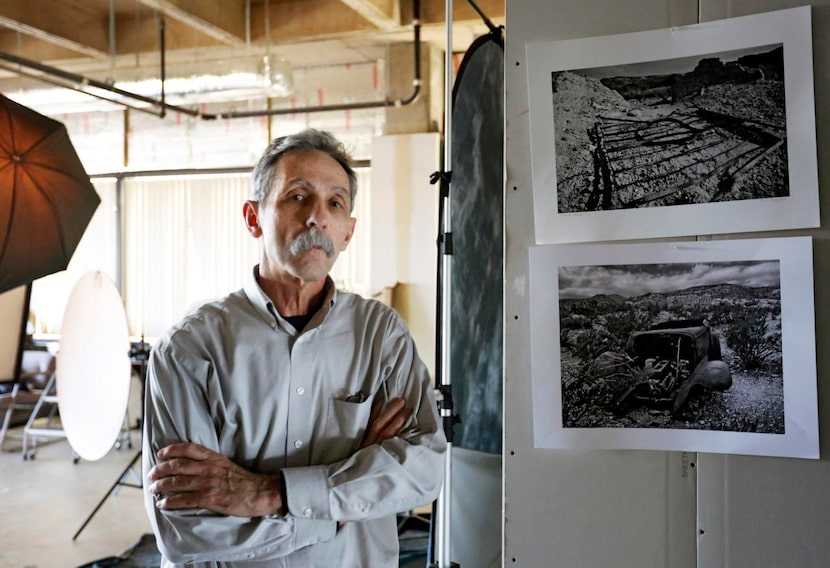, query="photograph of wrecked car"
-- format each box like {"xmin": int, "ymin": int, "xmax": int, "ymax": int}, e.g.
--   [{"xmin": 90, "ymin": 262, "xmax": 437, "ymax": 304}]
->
[{"xmin": 558, "ymin": 260, "xmax": 784, "ymax": 433}]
